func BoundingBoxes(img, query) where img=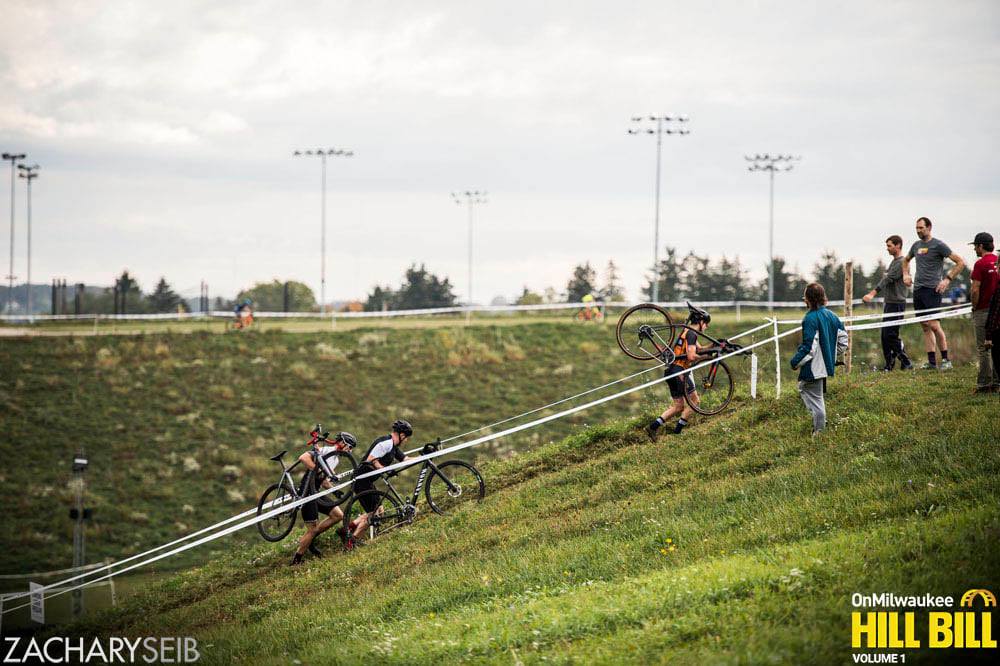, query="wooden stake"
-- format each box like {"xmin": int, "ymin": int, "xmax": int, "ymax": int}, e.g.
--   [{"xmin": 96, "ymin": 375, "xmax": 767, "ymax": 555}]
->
[{"xmin": 844, "ymin": 261, "xmax": 853, "ymax": 374}]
